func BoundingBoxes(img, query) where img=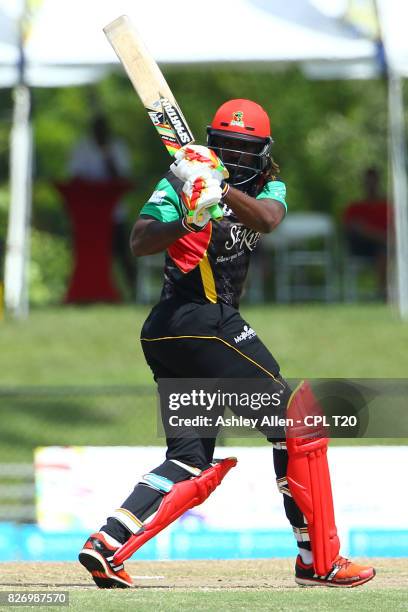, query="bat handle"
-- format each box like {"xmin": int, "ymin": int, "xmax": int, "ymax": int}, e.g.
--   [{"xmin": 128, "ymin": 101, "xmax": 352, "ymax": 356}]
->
[{"xmin": 210, "ymin": 203, "xmax": 223, "ymax": 221}]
